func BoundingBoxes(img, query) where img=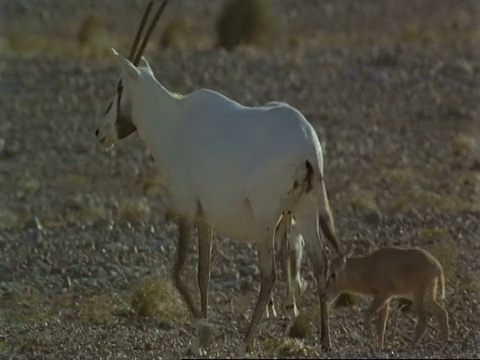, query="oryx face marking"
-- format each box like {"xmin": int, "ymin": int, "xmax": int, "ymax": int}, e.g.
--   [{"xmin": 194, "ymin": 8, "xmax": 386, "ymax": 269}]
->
[{"xmin": 95, "ymin": 79, "xmax": 135, "ymax": 149}]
